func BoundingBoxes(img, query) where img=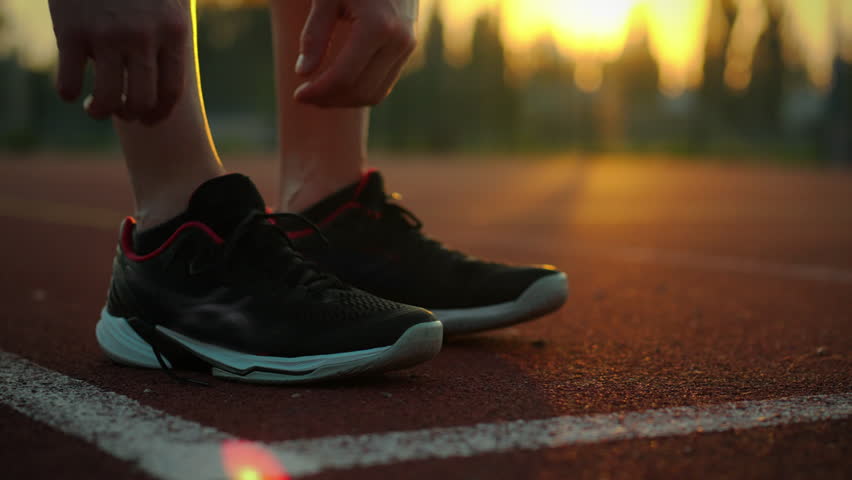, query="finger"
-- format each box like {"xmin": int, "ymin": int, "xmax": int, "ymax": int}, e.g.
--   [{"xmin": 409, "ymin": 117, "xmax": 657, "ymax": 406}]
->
[
  {"xmin": 295, "ymin": 21, "xmax": 382, "ymax": 104},
  {"xmin": 118, "ymin": 49, "xmax": 158, "ymax": 121},
  {"xmin": 56, "ymin": 41, "xmax": 88, "ymax": 102},
  {"xmin": 297, "ymin": 0, "xmax": 339, "ymax": 75},
  {"xmin": 315, "ymin": 45, "xmax": 400, "ymax": 107},
  {"xmin": 86, "ymin": 50, "xmax": 125, "ymax": 119},
  {"xmin": 141, "ymin": 44, "xmax": 185, "ymax": 125},
  {"xmin": 368, "ymin": 50, "xmax": 412, "ymax": 105},
  {"xmin": 362, "ymin": 33, "xmax": 416, "ymax": 106}
]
